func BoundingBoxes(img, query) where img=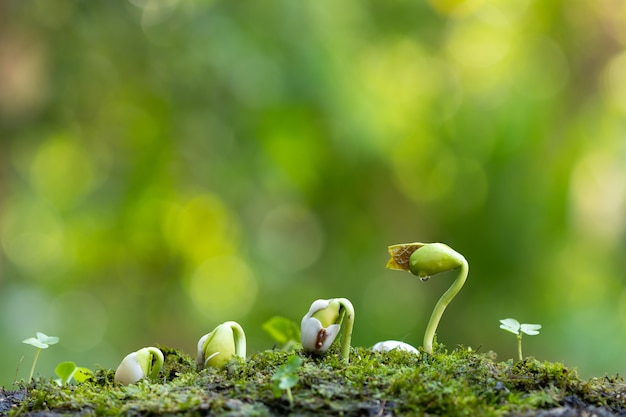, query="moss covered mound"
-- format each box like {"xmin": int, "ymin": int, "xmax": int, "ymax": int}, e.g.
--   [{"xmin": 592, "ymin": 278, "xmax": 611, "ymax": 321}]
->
[{"xmin": 3, "ymin": 345, "xmax": 626, "ymax": 416}]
